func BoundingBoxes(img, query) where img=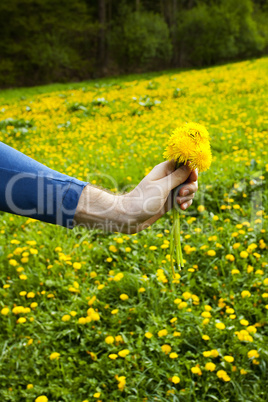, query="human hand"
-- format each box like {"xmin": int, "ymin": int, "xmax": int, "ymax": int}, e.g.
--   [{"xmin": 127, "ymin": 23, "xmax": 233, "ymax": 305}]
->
[
  {"xmin": 123, "ymin": 160, "xmax": 198, "ymax": 232},
  {"xmin": 74, "ymin": 160, "xmax": 198, "ymax": 234}
]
